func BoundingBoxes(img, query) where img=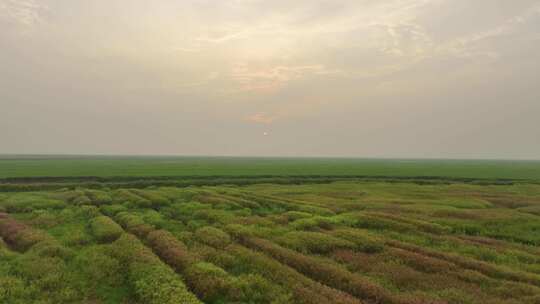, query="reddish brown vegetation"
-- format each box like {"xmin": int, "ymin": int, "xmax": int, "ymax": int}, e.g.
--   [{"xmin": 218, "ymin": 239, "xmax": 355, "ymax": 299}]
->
[
  {"xmin": 333, "ymin": 250, "xmax": 382, "ymax": 273},
  {"xmin": 227, "ymin": 244, "xmax": 362, "ymax": 304},
  {"xmin": 113, "ymin": 215, "xmax": 248, "ymax": 302},
  {"xmin": 365, "ymin": 212, "xmax": 450, "ymax": 234},
  {"xmin": 241, "ymin": 236, "xmax": 438, "ymax": 304},
  {"xmin": 146, "ymin": 229, "xmax": 195, "ymax": 271},
  {"xmin": 386, "ymin": 240, "xmax": 540, "ymax": 288},
  {"xmin": 0, "ymin": 215, "xmax": 50, "ymax": 251},
  {"xmin": 388, "ymin": 247, "xmax": 456, "ymax": 274},
  {"xmin": 114, "ymin": 212, "xmax": 154, "ymax": 238}
]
